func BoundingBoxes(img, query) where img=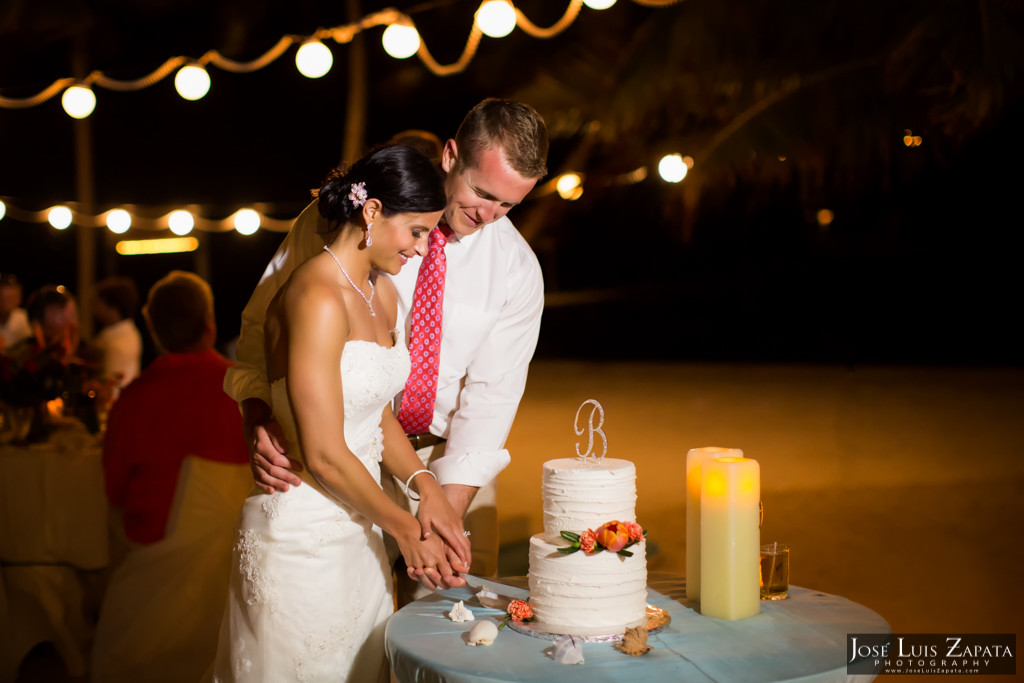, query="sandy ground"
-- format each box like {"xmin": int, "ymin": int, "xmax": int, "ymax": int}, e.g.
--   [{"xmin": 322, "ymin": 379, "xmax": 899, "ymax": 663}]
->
[
  {"xmin": 497, "ymin": 360, "xmax": 1024, "ymax": 643},
  {"xmin": 18, "ymin": 360, "xmax": 1024, "ymax": 681}
]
